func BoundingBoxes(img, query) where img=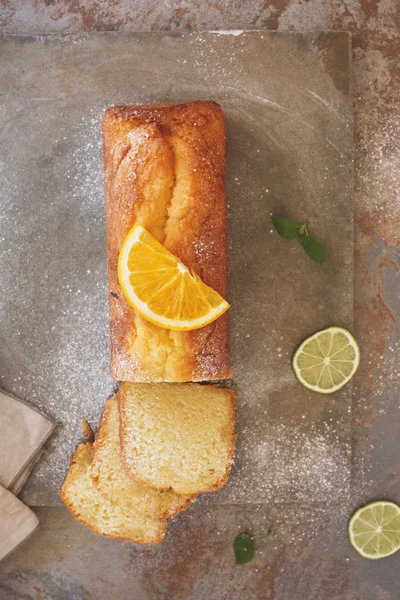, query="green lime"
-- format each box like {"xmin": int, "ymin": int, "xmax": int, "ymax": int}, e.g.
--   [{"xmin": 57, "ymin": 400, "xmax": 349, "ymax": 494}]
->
[
  {"xmin": 348, "ymin": 501, "xmax": 400, "ymax": 560},
  {"xmin": 292, "ymin": 326, "xmax": 360, "ymax": 394}
]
